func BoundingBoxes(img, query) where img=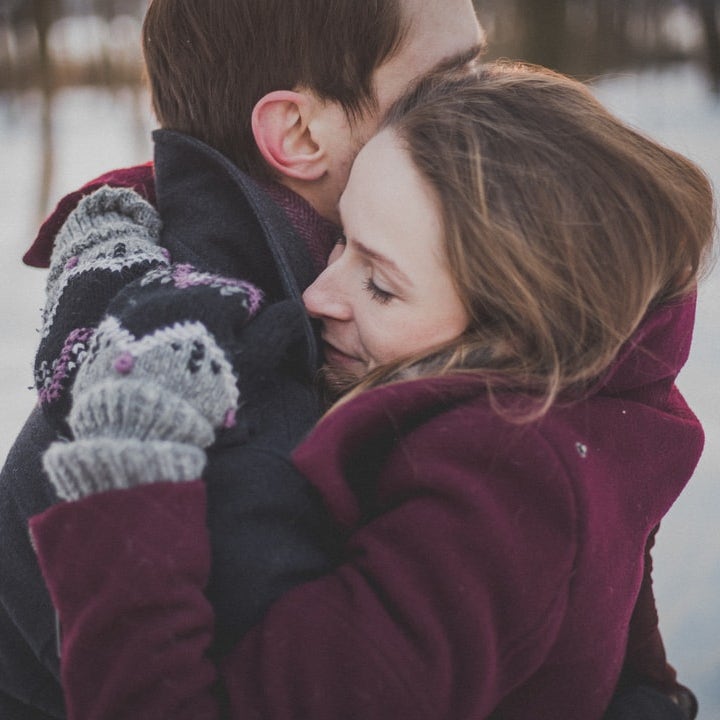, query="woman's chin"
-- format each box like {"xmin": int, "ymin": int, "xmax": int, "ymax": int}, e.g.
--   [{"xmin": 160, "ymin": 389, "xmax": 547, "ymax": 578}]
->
[{"xmin": 322, "ymin": 343, "xmax": 365, "ymax": 377}]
